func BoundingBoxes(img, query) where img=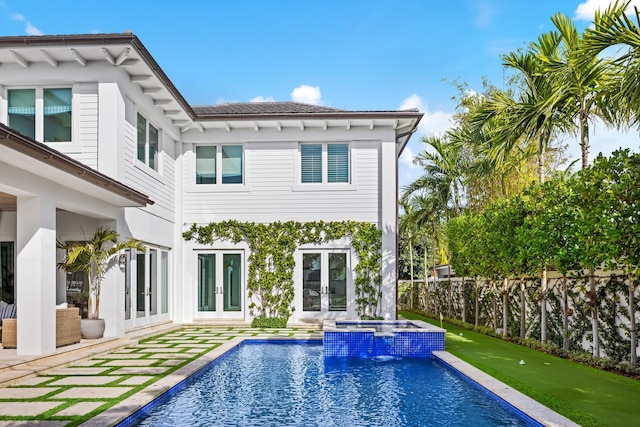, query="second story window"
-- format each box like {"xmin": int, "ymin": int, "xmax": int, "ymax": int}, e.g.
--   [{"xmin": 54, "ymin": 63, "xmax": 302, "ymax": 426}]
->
[
  {"xmin": 7, "ymin": 87, "xmax": 72, "ymax": 142},
  {"xmin": 301, "ymin": 143, "xmax": 349, "ymax": 184},
  {"xmin": 137, "ymin": 113, "xmax": 158, "ymax": 171},
  {"xmin": 195, "ymin": 144, "xmax": 243, "ymax": 185},
  {"xmin": 195, "ymin": 146, "xmax": 216, "ymax": 184}
]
